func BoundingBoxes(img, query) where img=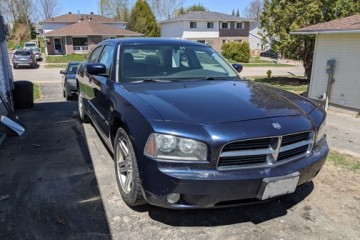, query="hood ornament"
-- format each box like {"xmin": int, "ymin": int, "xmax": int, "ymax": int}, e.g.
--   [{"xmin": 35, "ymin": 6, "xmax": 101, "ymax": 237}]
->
[{"xmin": 272, "ymin": 122, "xmax": 282, "ymax": 129}]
